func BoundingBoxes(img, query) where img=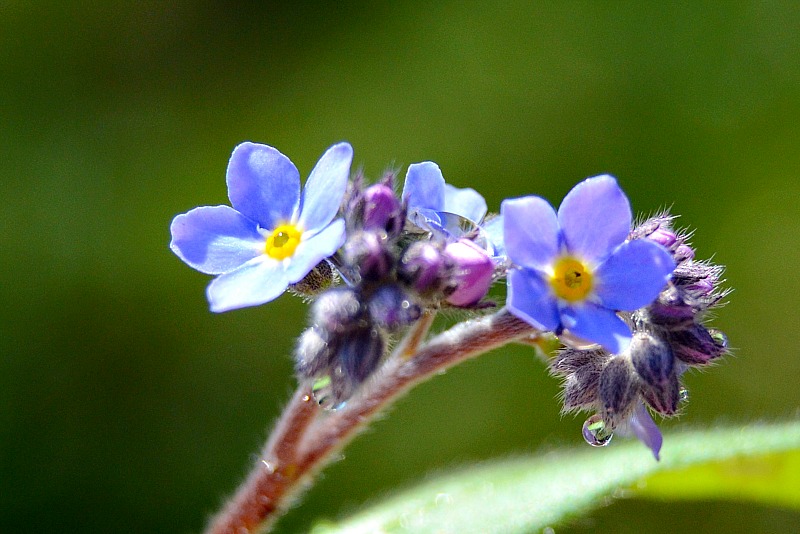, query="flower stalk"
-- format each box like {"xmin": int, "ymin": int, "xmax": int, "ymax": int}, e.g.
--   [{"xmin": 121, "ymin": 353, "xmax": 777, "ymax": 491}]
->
[{"xmin": 205, "ymin": 309, "xmax": 535, "ymax": 533}]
